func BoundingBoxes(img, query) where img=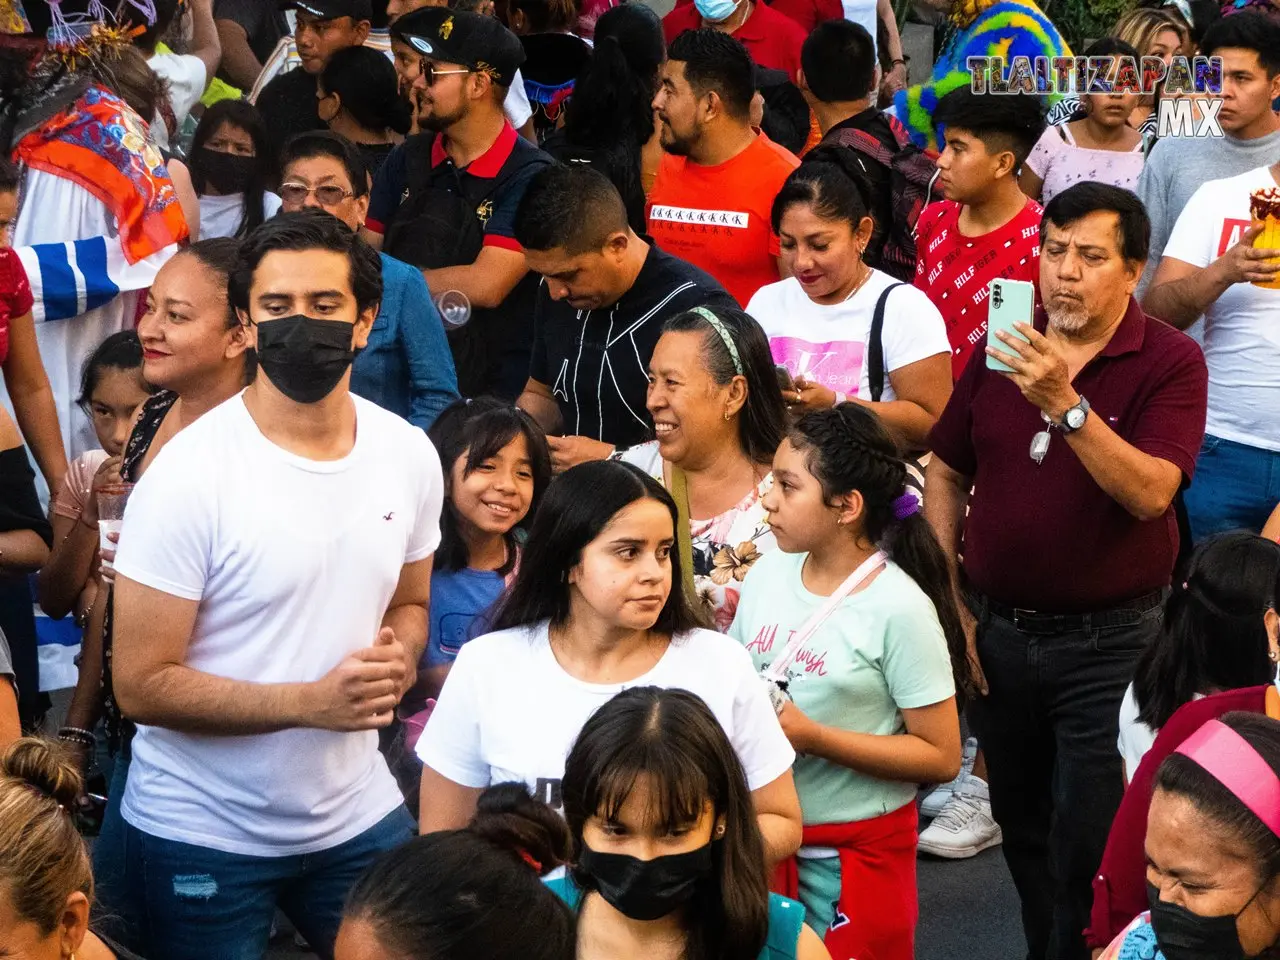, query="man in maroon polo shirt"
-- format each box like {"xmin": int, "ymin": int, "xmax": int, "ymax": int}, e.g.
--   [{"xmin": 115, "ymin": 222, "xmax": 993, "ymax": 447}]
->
[{"xmin": 925, "ymin": 181, "xmax": 1207, "ymax": 960}]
